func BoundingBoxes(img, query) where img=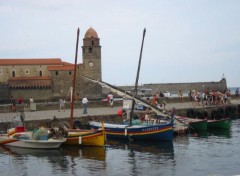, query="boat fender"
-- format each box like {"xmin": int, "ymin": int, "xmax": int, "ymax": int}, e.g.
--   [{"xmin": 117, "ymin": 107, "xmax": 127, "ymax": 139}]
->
[
  {"xmin": 79, "ymin": 136, "xmax": 82, "ymax": 144},
  {"xmin": 125, "ymin": 128, "xmax": 127, "ymax": 136}
]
